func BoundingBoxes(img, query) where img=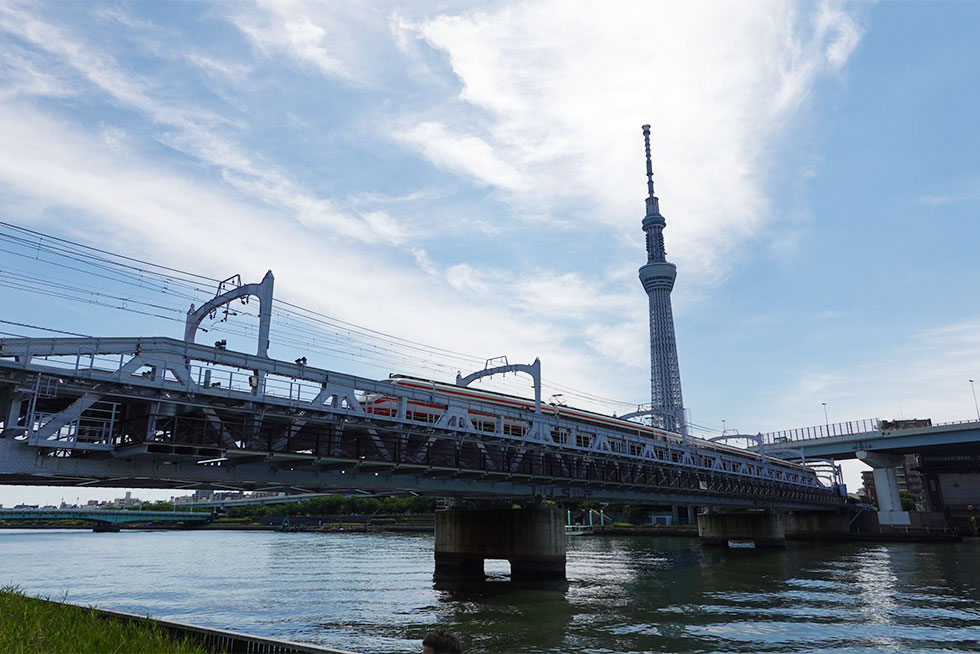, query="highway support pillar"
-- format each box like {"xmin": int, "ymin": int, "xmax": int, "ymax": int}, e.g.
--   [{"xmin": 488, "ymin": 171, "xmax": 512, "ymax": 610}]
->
[
  {"xmin": 856, "ymin": 450, "xmax": 911, "ymax": 526},
  {"xmin": 434, "ymin": 506, "xmax": 565, "ymax": 581},
  {"xmin": 697, "ymin": 511, "xmax": 785, "ymax": 548}
]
